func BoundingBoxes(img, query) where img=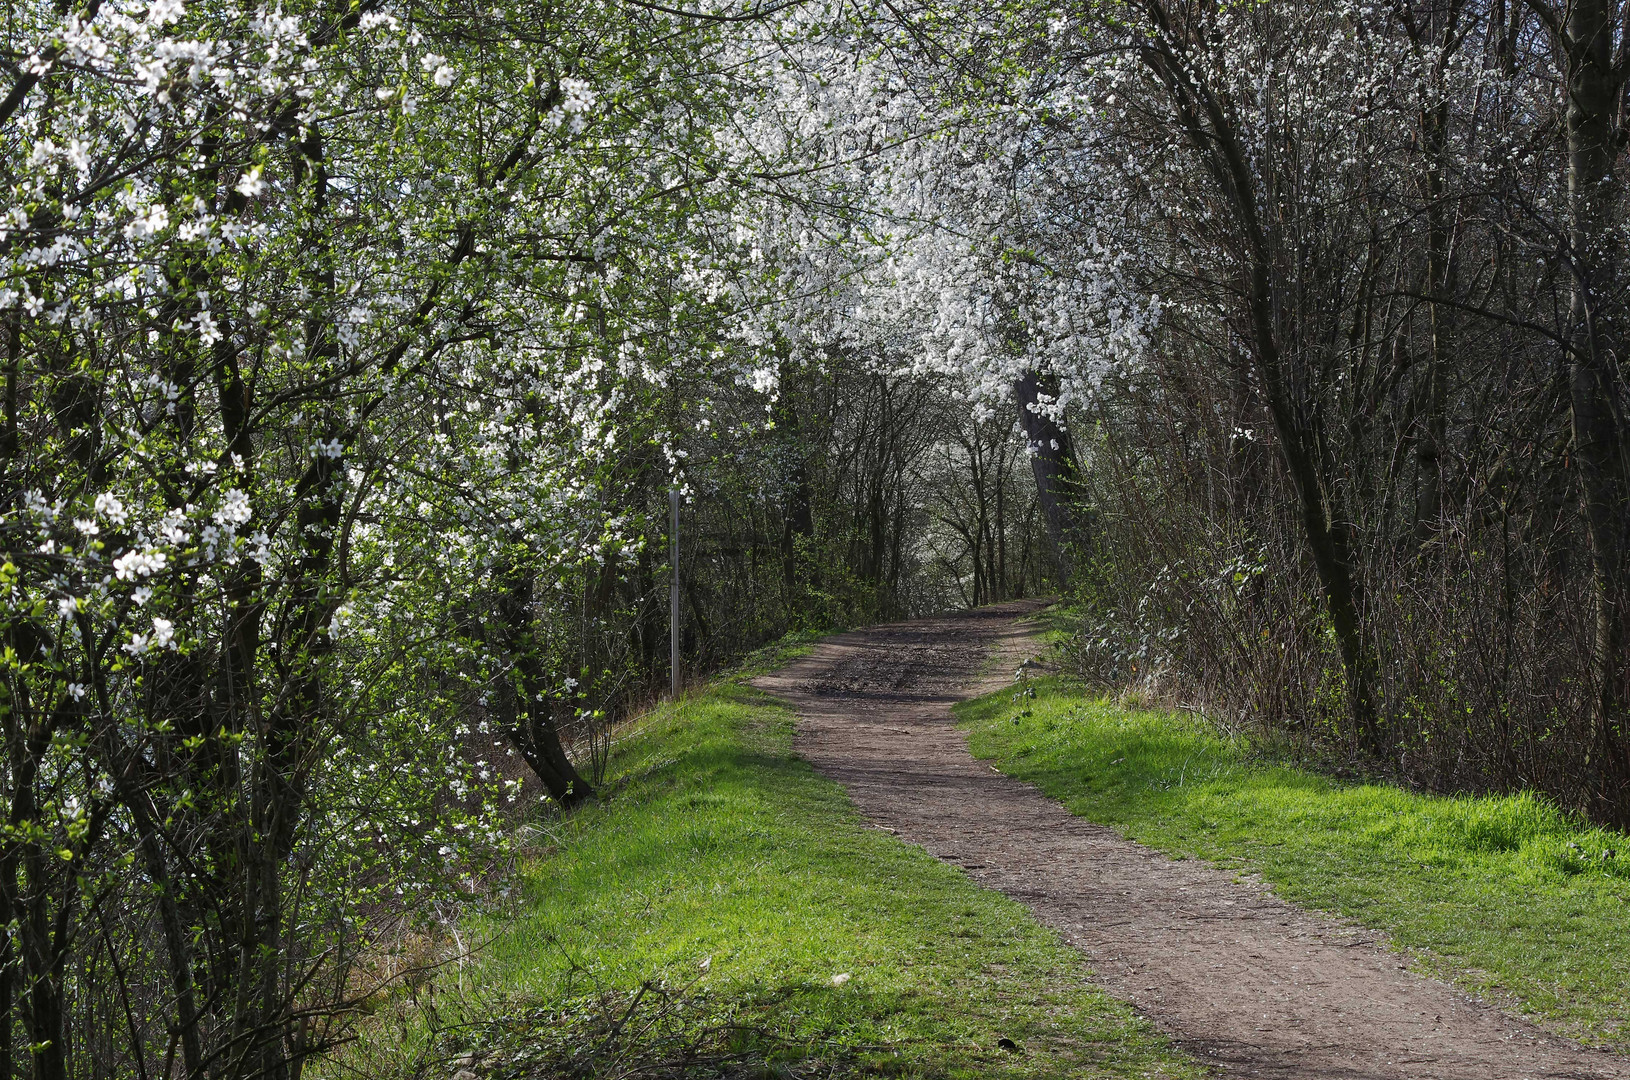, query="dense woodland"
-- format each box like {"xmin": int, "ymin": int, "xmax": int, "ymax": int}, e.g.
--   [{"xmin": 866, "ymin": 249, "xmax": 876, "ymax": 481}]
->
[{"xmin": 5, "ymin": 0, "xmax": 1630, "ymax": 1075}]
